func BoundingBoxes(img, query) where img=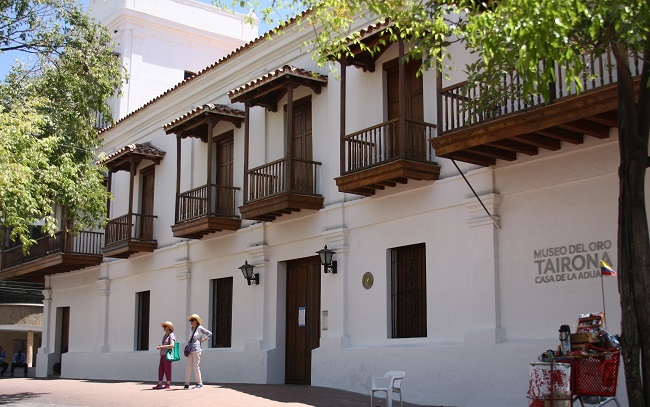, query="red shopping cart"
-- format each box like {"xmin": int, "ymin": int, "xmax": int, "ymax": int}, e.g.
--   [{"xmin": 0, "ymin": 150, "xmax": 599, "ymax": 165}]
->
[{"xmin": 571, "ymin": 347, "xmax": 621, "ymax": 407}]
